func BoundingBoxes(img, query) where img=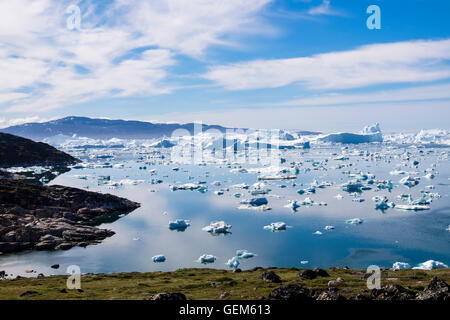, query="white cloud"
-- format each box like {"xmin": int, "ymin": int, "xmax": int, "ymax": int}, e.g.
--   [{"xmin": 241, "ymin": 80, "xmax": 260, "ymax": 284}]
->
[
  {"xmin": 308, "ymin": 0, "xmax": 341, "ymax": 16},
  {"xmin": 203, "ymin": 39, "xmax": 450, "ymax": 90},
  {"xmin": 0, "ymin": 0, "xmax": 272, "ymax": 113}
]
